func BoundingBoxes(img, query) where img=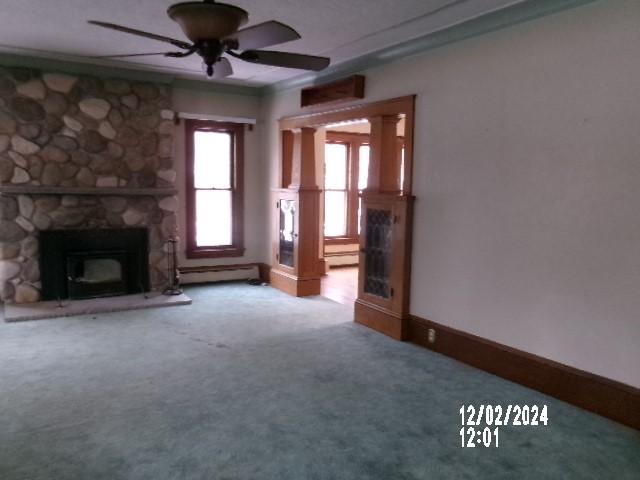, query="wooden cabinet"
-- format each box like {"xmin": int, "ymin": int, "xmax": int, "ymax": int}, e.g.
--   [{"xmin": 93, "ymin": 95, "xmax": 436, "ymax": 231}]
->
[
  {"xmin": 355, "ymin": 193, "xmax": 413, "ymax": 340},
  {"xmin": 270, "ymin": 188, "xmax": 323, "ymax": 296}
]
